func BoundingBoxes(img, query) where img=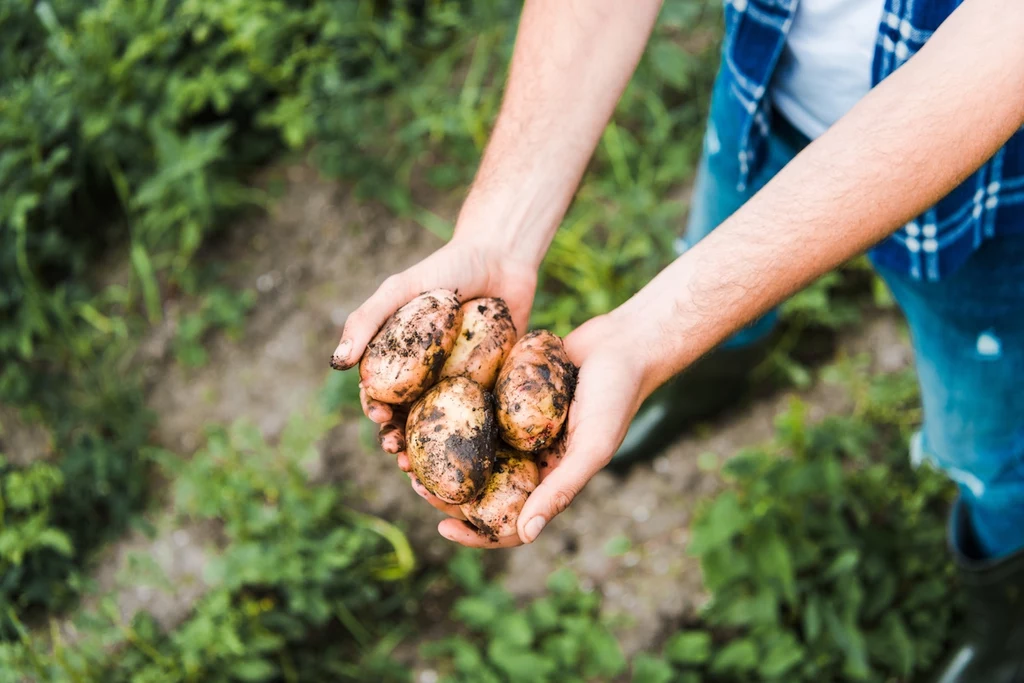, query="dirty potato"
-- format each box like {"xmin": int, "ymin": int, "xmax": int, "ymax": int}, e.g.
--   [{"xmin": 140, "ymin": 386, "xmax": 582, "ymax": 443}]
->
[
  {"xmin": 495, "ymin": 330, "xmax": 576, "ymax": 451},
  {"xmin": 359, "ymin": 289, "xmax": 462, "ymax": 404},
  {"xmin": 439, "ymin": 298, "xmax": 517, "ymax": 390},
  {"xmin": 406, "ymin": 376, "xmax": 497, "ymax": 504},
  {"xmin": 460, "ymin": 446, "xmax": 539, "ymax": 539}
]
